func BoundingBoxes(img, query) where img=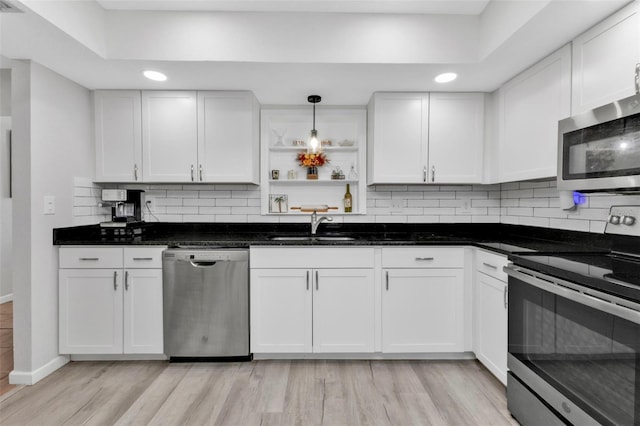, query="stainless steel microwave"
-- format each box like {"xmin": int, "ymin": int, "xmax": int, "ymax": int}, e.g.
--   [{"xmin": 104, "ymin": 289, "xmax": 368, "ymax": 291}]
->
[{"xmin": 558, "ymin": 92, "xmax": 640, "ymax": 192}]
